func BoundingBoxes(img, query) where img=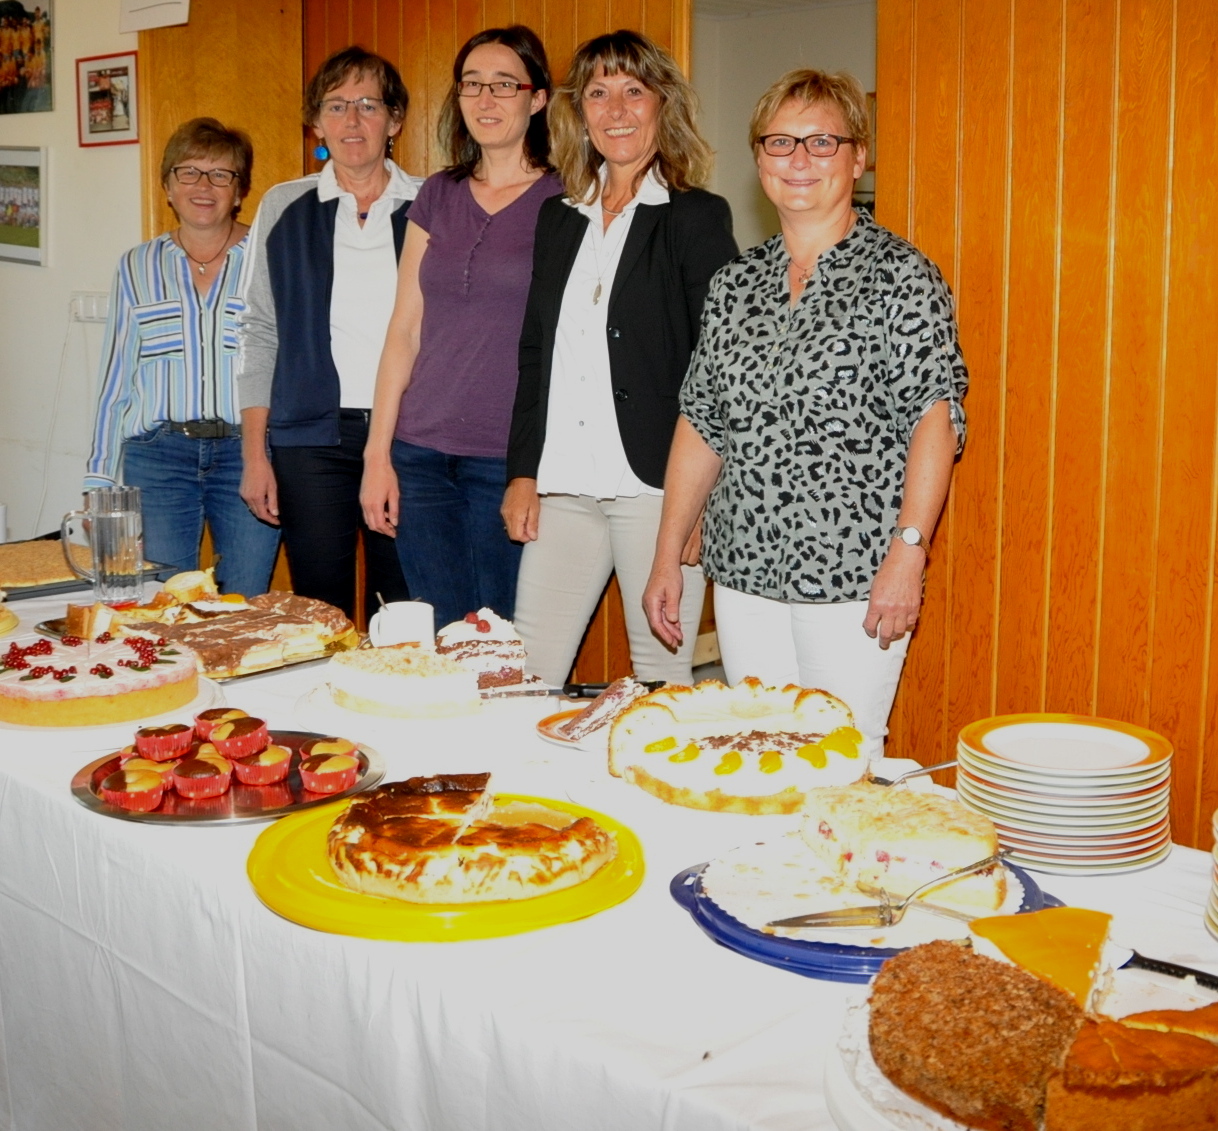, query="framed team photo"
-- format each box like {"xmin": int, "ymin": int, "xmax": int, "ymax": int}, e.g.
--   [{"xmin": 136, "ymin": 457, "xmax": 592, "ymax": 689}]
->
[
  {"xmin": 0, "ymin": 145, "xmax": 46, "ymax": 265},
  {"xmin": 76, "ymin": 50, "xmax": 138, "ymax": 146},
  {"xmin": 0, "ymin": 0, "xmax": 52, "ymax": 115}
]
